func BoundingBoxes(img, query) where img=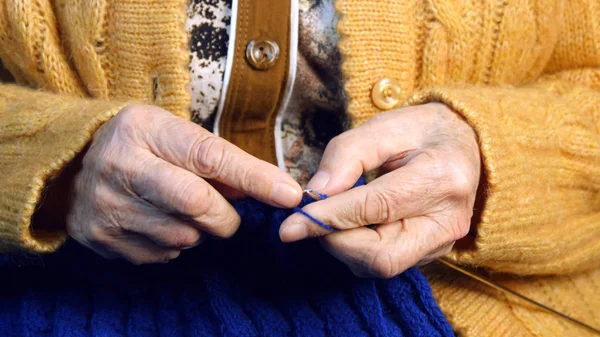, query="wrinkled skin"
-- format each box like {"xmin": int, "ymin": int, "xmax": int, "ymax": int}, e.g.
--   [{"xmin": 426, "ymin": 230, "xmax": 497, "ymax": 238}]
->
[
  {"xmin": 67, "ymin": 104, "xmax": 302, "ymax": 265},
  {"xmin": 280, "ymin": 103, "xmax": 481, "ymax": 278}
]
